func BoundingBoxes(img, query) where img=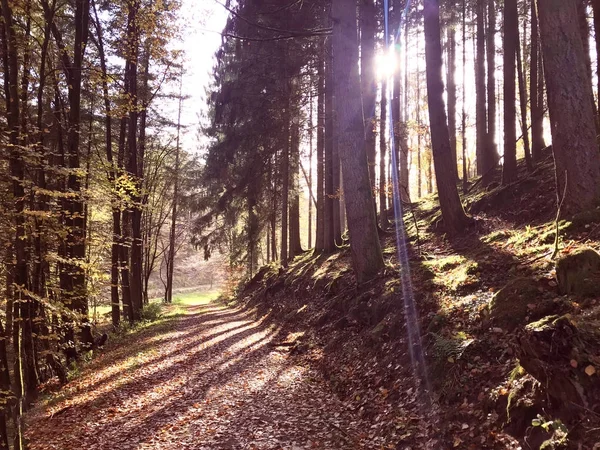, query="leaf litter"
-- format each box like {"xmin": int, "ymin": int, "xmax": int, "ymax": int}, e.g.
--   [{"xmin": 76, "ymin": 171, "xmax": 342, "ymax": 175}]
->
[{"xmin": 25, "ymin": 303, "xmax": 378, "ymax": 449}]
